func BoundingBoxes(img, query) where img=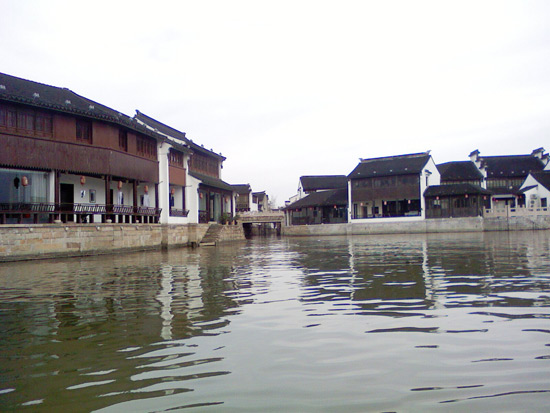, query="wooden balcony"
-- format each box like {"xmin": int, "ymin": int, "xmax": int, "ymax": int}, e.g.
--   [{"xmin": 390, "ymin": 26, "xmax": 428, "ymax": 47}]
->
[{"xmin": 0, "ymin": 202, "xmax": 161, "ymax": 224}]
